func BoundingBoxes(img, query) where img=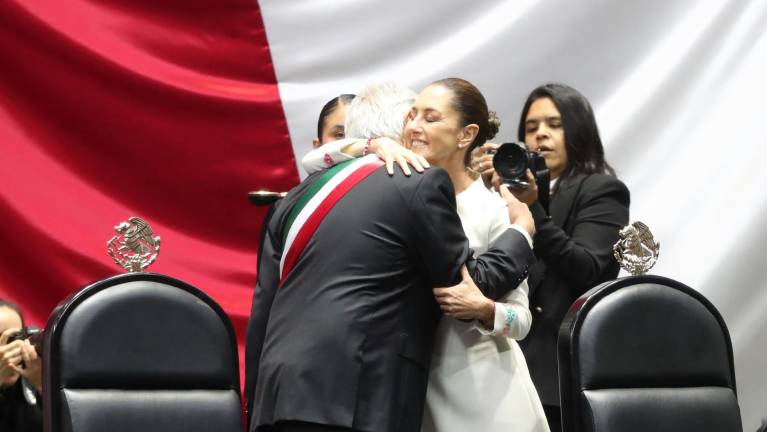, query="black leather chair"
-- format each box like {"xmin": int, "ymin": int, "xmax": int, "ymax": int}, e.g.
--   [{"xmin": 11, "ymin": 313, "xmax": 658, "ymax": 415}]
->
[
  {"xmin": 558, "ymin": 275, "xmax": 742, "ymax": 432},
  {"xmin": 42, "ymin": 273, "xmax": 242, "ymax": 432}
]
